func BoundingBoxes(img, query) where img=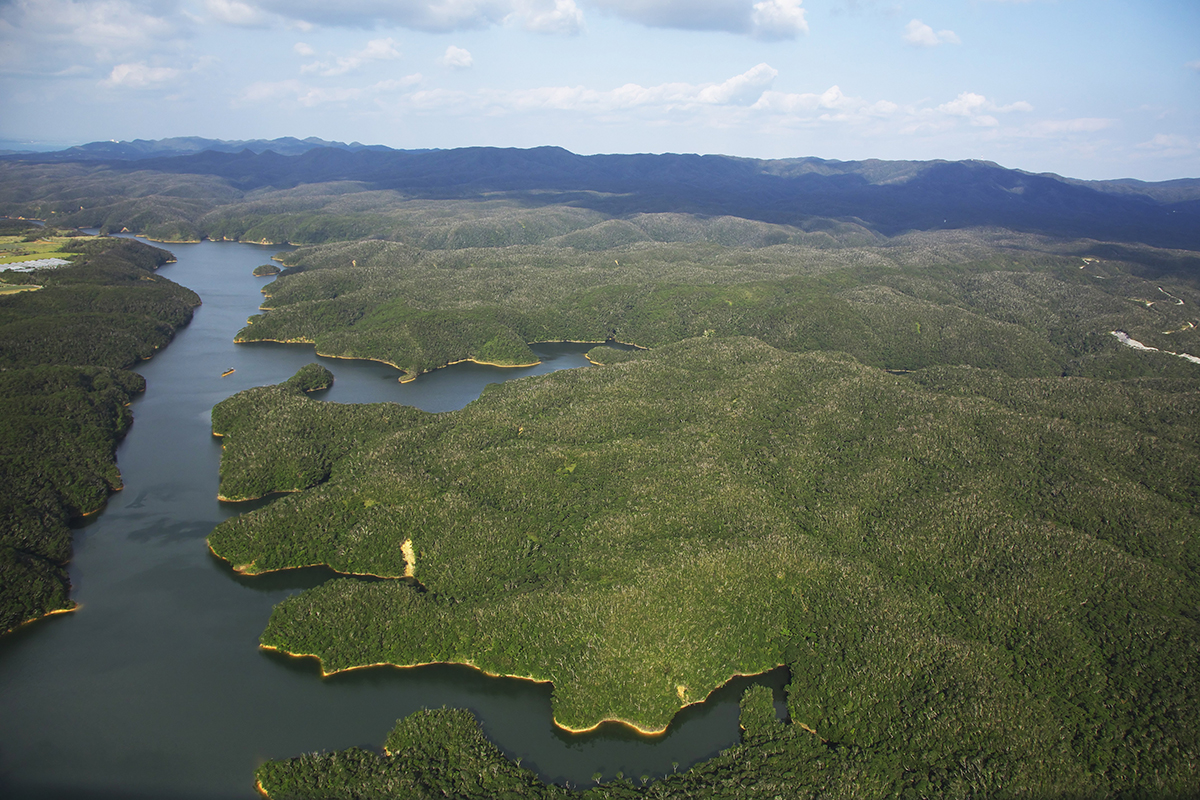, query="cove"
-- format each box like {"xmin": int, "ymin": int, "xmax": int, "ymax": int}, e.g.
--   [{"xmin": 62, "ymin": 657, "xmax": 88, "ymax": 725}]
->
[{"xmin": 0, "ymin": 238, "xmax": 785, "ymax": 799}]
